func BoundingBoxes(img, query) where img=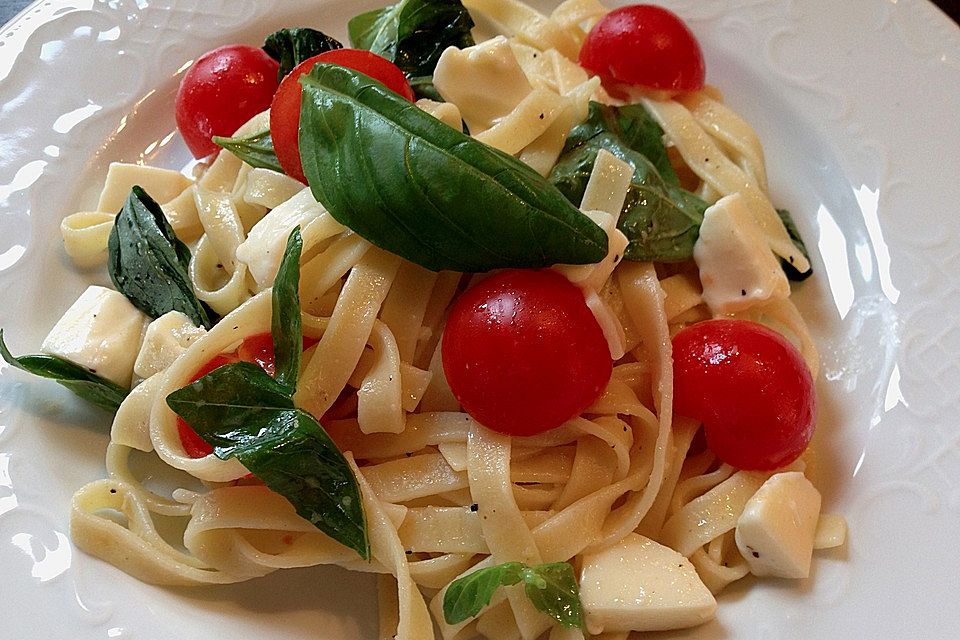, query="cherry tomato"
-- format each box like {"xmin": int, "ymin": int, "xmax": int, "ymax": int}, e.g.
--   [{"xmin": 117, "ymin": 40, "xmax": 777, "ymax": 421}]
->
[
  {"xmin": 176, "ymin": 333, "xmax": 319, "ymax": 458},
  {"xmin": 579, "ymin": 4, "xmax": 705, "ymax": 96},
  {"xmin": 236, "ymin": 332, "xmax": 278, "ymax": 376},
  {"xmin": 176, "ymin": 353, "xmax": 237, "ymax": 458},
  {"xmin": 175, "ymin": 45, "xmax": 280, "ymax": 158},
  {"xmin": 236, "ymin": 333, "xmax": 321, "ymax": 376},
  {"xmin": 442, "ymin": 269, "xmax": 612, "ymax": 437},
  {"xmin": 271, "ymin": 49, "xmax": 415, "ymax": 183},
  {"xmin": 672, "ymin": 319, "xmax": 816, "ymax": 471}
]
